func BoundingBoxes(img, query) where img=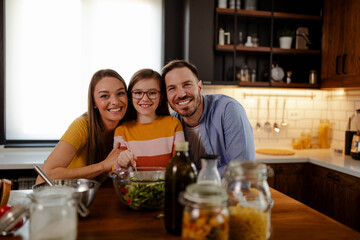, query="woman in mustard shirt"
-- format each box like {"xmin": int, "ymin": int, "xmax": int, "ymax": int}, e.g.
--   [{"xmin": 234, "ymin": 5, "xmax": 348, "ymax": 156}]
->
[{"xmin": 36, "ymin": 69, "xmax": 128, "ymax": 184}]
